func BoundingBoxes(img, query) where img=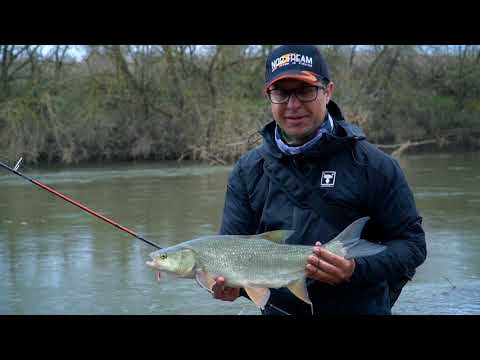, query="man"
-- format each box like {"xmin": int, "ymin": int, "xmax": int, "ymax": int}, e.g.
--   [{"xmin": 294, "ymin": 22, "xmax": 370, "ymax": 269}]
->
[{"xmin": 213, "ymin": 45, "xmax": 426, "ymax": 315}]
